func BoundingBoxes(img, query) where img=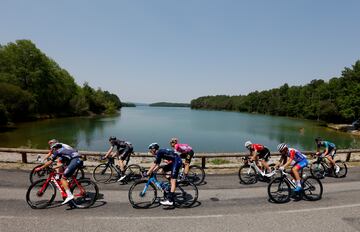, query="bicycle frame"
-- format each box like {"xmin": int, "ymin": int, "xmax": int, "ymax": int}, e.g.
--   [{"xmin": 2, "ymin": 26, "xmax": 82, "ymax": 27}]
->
[
  {"xmin": 141, "ymin": 173, "xmax": 167, "ymax": 196},
  {"xmin": 278, "ymin": 170, "xmax": 297, "ymax": 189}
]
